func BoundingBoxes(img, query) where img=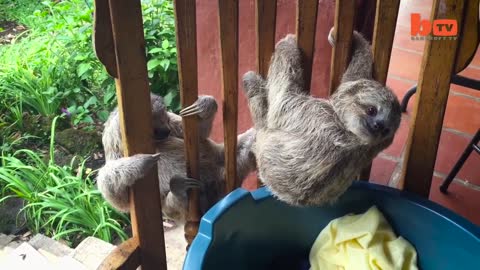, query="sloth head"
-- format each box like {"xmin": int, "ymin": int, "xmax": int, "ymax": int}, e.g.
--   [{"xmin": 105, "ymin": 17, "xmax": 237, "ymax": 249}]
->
[
  {"xmin": 150, "ymin": 94, "xmax": 171, "ymax": 141},
  {"xmin": 331, "ymin": 79, "xmax": 401, "ymax": 145}
]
